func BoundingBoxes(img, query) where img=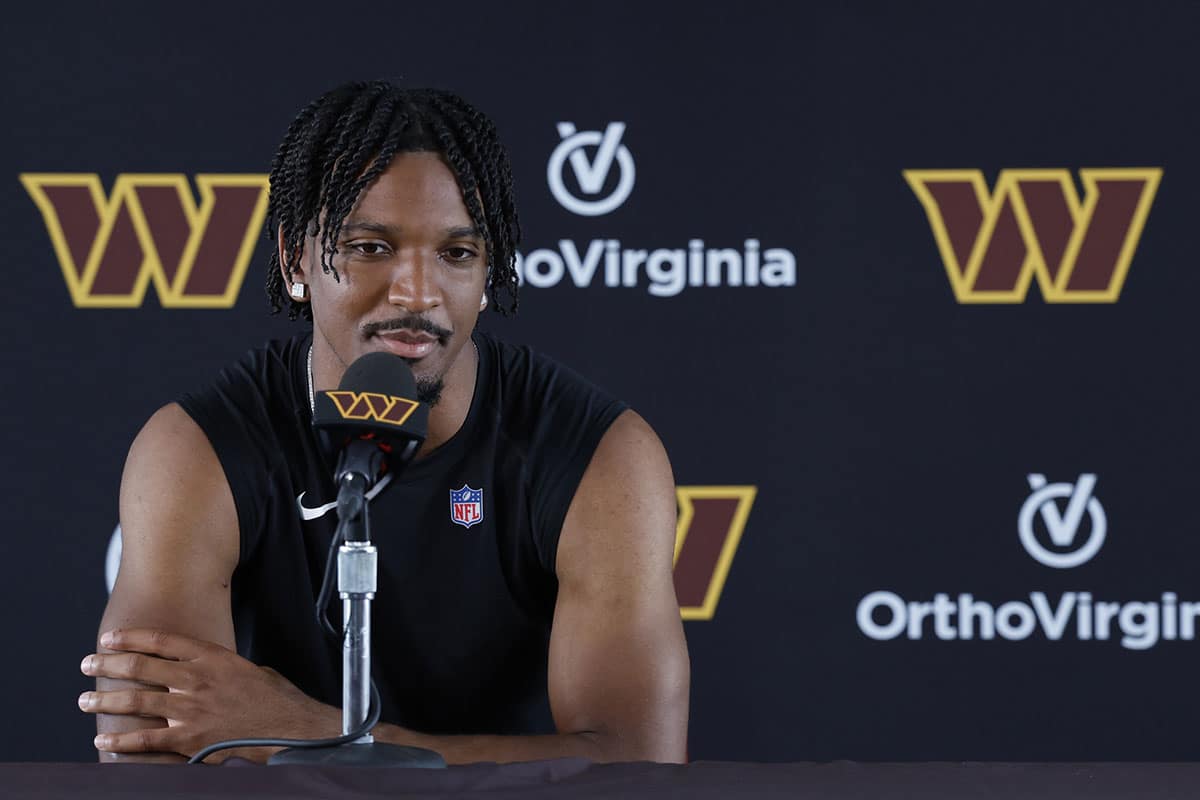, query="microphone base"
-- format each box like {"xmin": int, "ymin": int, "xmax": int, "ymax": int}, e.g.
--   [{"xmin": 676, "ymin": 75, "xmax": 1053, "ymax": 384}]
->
[{"xmin": 268, "ymin": 742, "xmax": 447, "ymax": 768}]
